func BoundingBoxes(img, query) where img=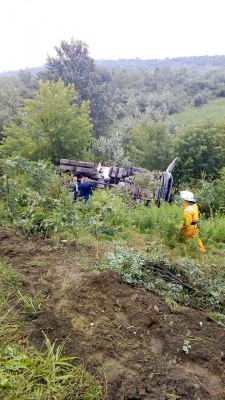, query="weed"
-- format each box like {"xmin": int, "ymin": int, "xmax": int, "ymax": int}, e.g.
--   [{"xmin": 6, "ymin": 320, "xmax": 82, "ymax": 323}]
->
[
  {"xmin": 207, "ymin": 312, "xmax": 225, "ymax": 328},
  {"xmin": 163, "ymin": 391, "xmax": 182, "ymax": 399},
  {"xmin": 165, "ymin": 297, "xmax": 185, "ymax": 313},
  {"xmin": 0, "ymin": 334, "xmax": 106, "ymax": 400},
  {"xmin": 0, "ymin": 260, "xmax": 106, "ymax": 399},
  {"xmin": 182, "ymin": 339, "xmax": 191, "ymax": 354},
  {"xmin": 17, "ymin": 291, "xmax": 43, "ymax": 316},
  {"xmin": 115, "ymin": 300, "xmax": 123, "ymax": 312}
]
